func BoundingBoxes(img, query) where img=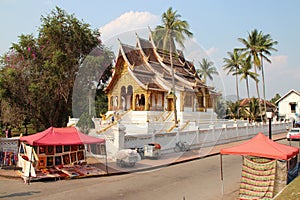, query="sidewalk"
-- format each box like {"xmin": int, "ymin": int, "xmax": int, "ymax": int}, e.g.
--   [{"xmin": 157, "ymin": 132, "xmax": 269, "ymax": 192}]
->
[{"xmin": 0, "ymin": 133, "xmax": 287, "ymax": 180}]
